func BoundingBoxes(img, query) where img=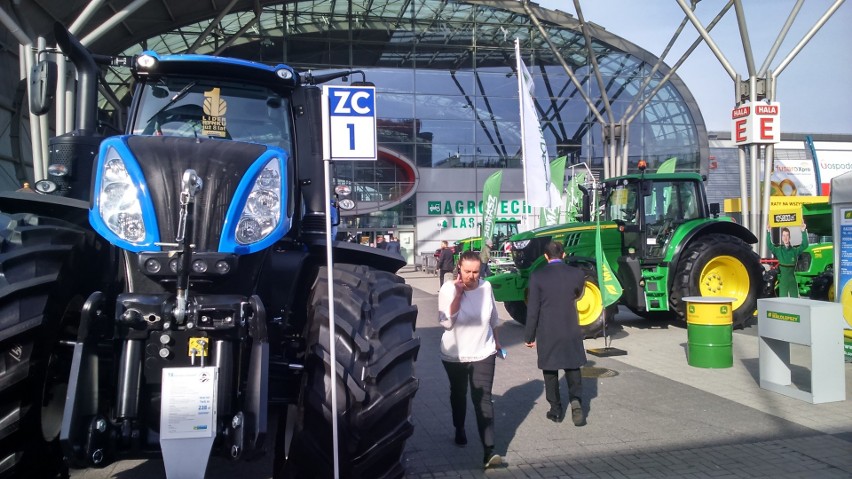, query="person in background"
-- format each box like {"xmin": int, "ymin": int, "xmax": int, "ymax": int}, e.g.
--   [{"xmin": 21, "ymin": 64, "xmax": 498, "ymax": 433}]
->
[
  {"xmin": 437, "ymin": 240, "xmax": 455, "ymax": 289},
  {"xmin": 766, "ymin": 223, "xmax": 808, "ymax": 297},
  {"xmin": 438, "ymin": 250, "xmax": 503, "ymax": 469},
  {"xmin": 524, "ymin": 241, "xmax": 588, "ymax": 426},
  {"xmin": 386, "ymin": 233, "xmax": 401, "ymax": 255},
  {"xmin": 375, "ymin": 234, "xmax": 387, "ymax": 250},
  {"xmin": 479, "ymin": 239, "xmax": 493, "ymax": 278}
]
